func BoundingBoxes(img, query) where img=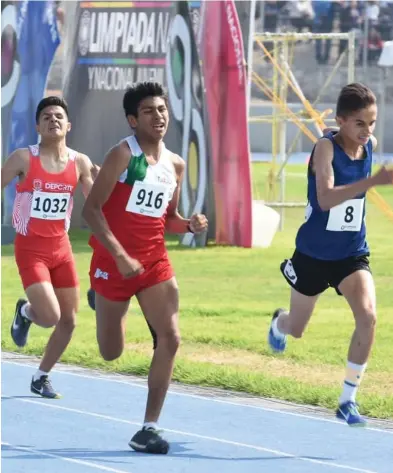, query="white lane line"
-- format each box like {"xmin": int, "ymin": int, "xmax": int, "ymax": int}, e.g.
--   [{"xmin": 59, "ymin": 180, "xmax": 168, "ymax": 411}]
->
[
  {"xmin": 3, "ymin": 360, "xmax": 392, "ymax": 436},
  {"xmin": 1, "ymin": 442, "xmax": 132, "ymax": 473},
  {"xmin": 3, "ymin": 396, "xmax": 380, "ymax": 473}
]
